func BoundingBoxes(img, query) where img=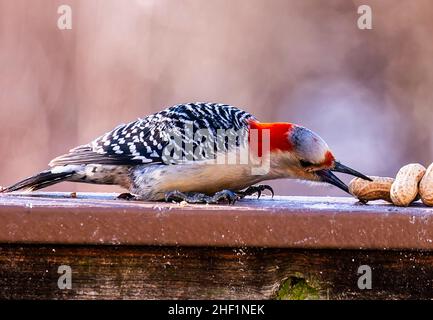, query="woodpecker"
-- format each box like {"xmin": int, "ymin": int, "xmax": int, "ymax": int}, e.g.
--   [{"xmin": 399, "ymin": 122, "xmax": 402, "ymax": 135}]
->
[{"xmin": 0, "ymin": 102, "xmax": 371, "ymax": 203}]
